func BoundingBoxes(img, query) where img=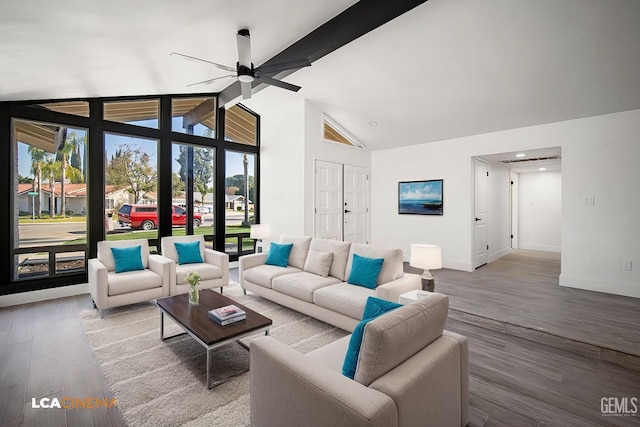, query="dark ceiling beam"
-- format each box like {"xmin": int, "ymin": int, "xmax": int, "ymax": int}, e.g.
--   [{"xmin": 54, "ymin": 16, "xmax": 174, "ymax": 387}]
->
[
  {"xmin": 219, "ymin": 0, "xmax": 429, "ymax": 105},
  {"xmin": 182, "ymin": 98, "xmax": 216, "ymax": 128}
]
